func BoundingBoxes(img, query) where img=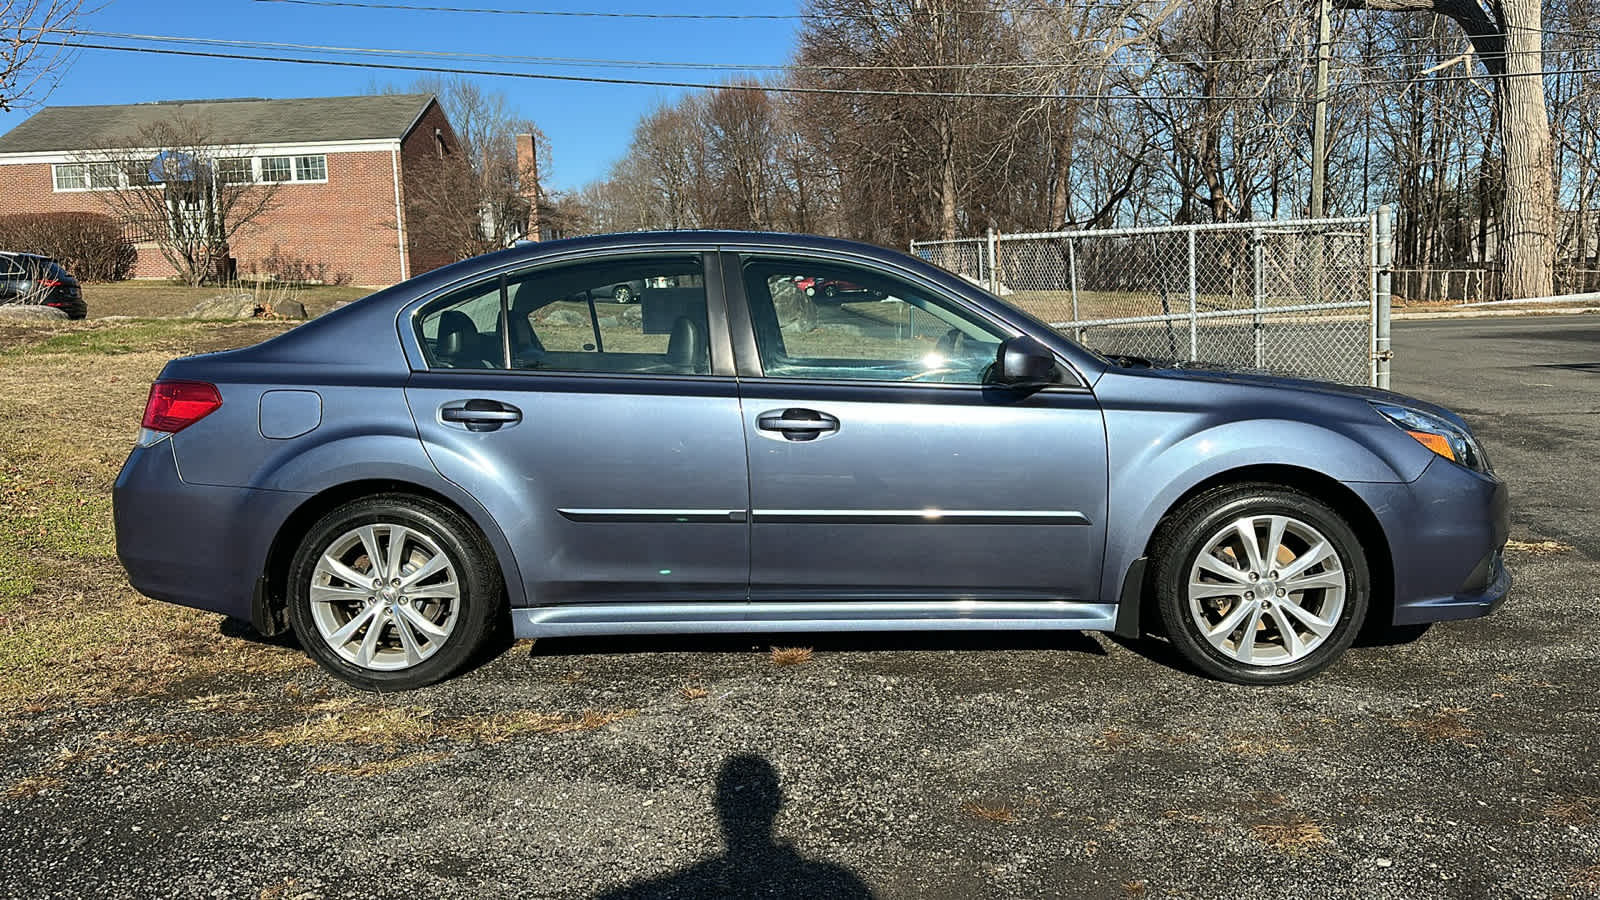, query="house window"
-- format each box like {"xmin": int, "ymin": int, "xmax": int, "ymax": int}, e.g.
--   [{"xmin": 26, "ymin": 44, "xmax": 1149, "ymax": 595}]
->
[
  {"xmin": 294, "ymin": 155, "xmax": 327, "ymax": 181},
  {"xmin": 216, "ymin": 157, "xmax": 253, "ymax": 184},
  {"xmin": 87, "ymin": 162, "xmax": 122, "ymax": 189},
  {"xmin": 258, "ymin": 154, "xmax": 326, "ymax": 183},
  {"xmin": 52, "ymin": 164, "xmax": 87, "ymax": 191},
  {"xmin": 260, "ymin": 156, "xmax": 293, "ymax": 182}
]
